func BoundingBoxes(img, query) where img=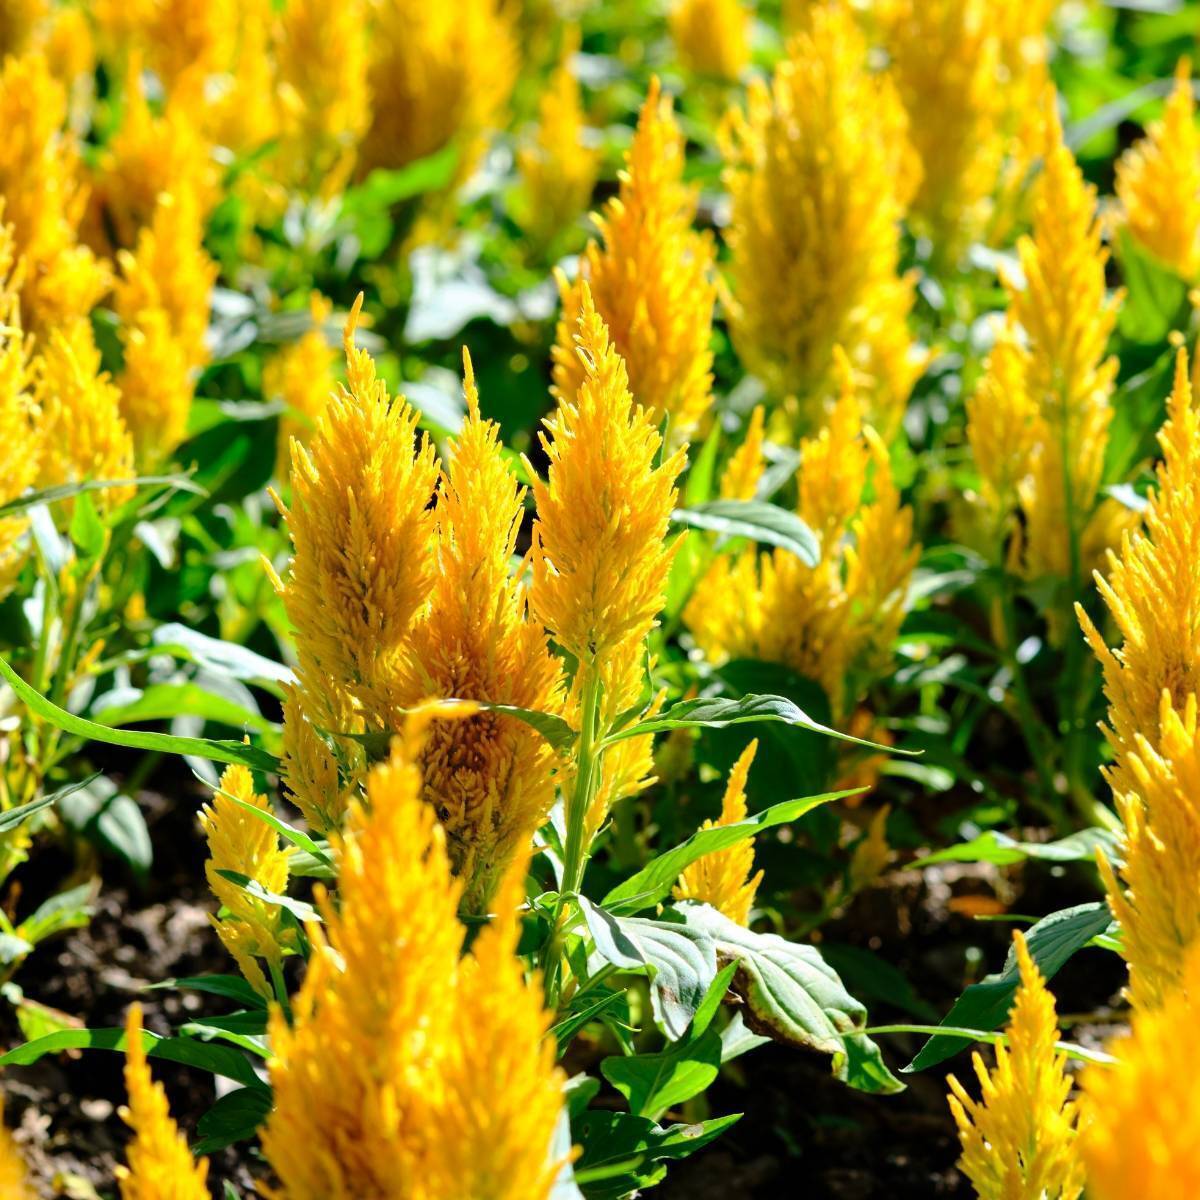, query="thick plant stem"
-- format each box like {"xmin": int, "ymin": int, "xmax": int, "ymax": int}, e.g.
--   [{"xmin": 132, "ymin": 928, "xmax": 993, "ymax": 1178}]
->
[{"xmin": 544, "ymin": 667, "xmax": 604, "ymax": 1009}]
